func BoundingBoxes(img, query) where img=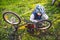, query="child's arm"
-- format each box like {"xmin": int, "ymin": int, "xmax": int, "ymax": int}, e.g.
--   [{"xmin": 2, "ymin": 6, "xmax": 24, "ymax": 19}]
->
[
  {"xmin": 30, "ymin": 14, "xmax": 38, "ymax": 22},
  {"xmin": 42, "ymin": 14, "xmax": 49, "ymax": 20}
]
